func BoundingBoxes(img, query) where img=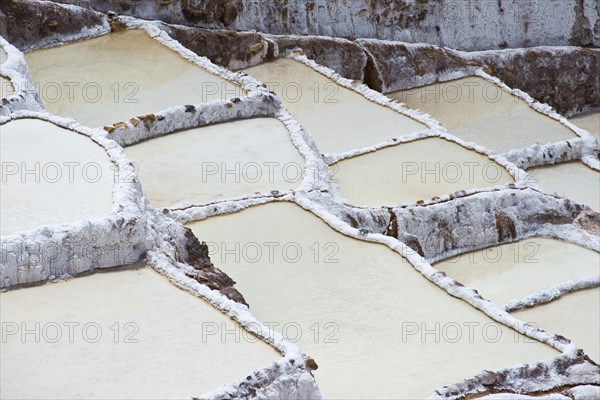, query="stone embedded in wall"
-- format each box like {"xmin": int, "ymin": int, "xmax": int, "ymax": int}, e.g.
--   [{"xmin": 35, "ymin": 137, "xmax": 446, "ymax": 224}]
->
[
  {"xmin": 574, "ymin": 210, "xmax": 600, "ymax": 236},
  {"xmin": 184, "ymin": 228, "xmax": 248, "ymax": 306},
  {"xmin": 180, "ymin": 0, "xmax": 241, "ymax": 26},
  {"xmin": 495, "ymin": 211, "xmax": 517, "ymax": 242}
]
